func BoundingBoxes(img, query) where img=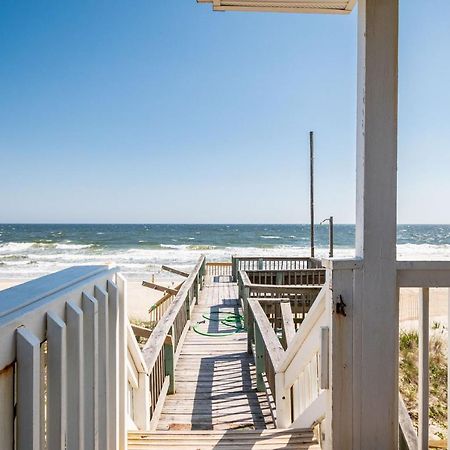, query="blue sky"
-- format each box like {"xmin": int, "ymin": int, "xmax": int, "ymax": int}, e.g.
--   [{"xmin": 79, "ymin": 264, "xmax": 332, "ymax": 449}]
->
[{"xmin": 0, "ymin": 1, "xmax": 449, "ymax": 224}]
